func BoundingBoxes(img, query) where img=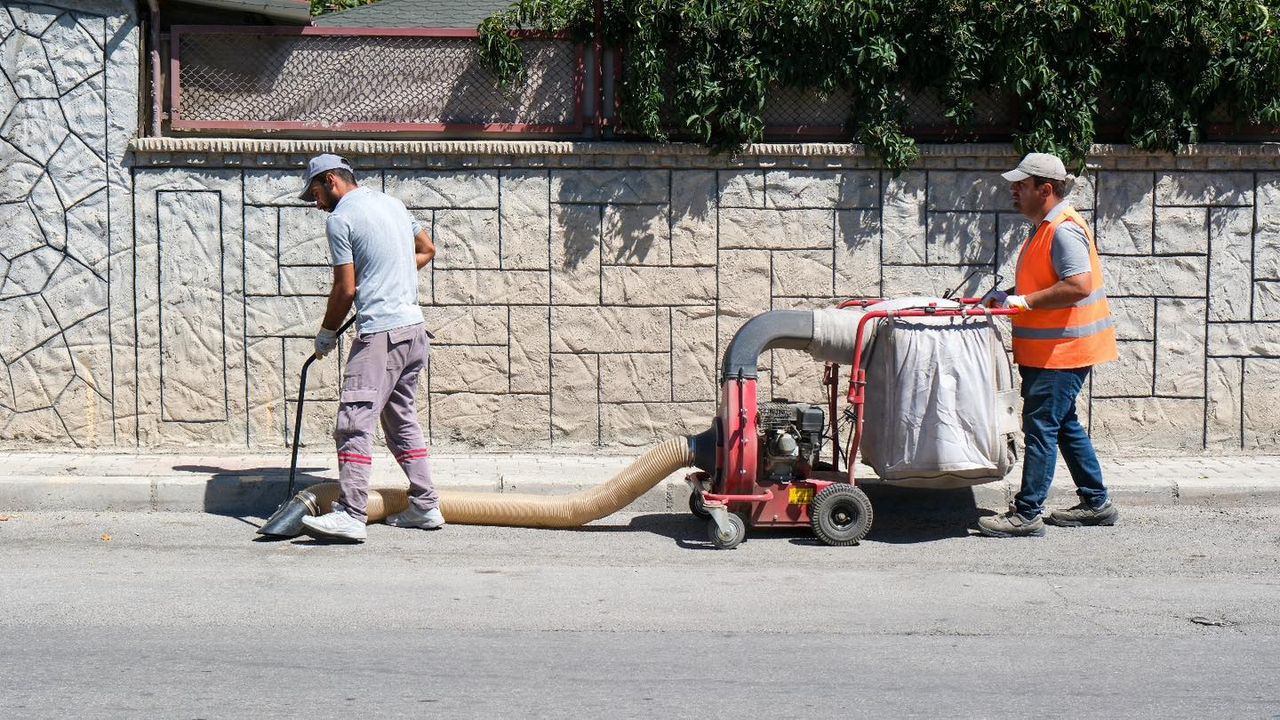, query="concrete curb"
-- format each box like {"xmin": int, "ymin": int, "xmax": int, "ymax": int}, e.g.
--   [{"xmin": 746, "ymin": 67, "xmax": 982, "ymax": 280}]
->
[{"xmin": 1, "ymin": 453, "xmax": 1277, "ymax": 516}]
